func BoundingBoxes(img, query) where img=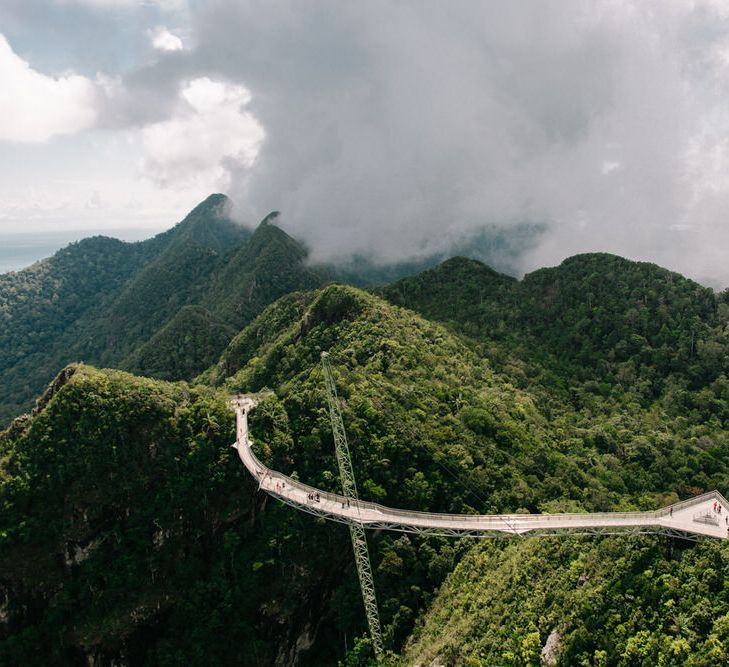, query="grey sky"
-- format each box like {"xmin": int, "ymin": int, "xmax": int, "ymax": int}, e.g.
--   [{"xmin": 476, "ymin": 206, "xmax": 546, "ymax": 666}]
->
[{"xmin": 2, "ymin": 1, "xmax": 729, "ymax": 286}]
